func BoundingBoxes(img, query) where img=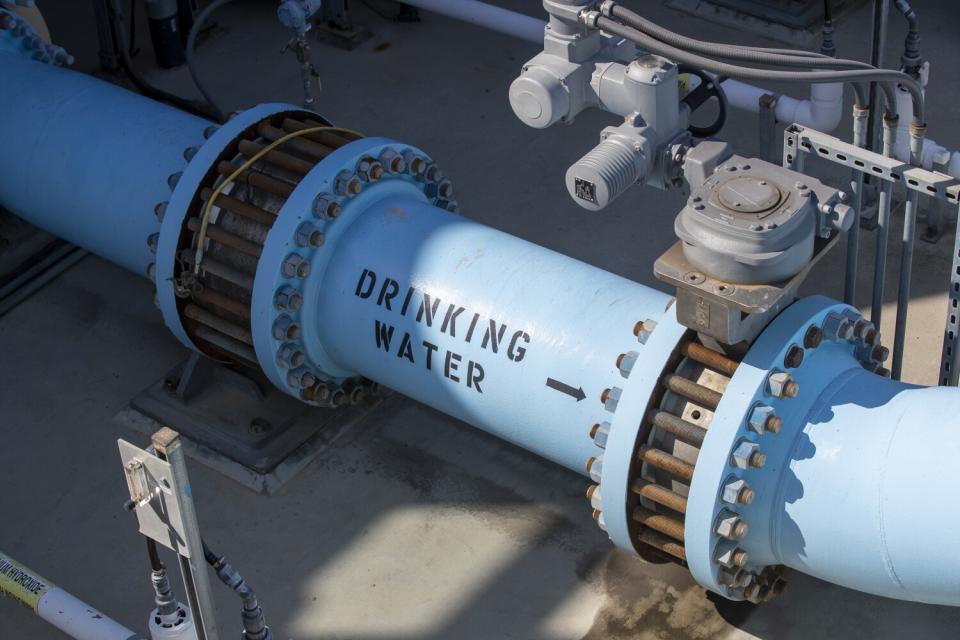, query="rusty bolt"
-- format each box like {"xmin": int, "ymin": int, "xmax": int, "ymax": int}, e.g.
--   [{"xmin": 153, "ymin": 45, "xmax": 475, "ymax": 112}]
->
[
  {"xmin": 772, "ymin": 578, "xmax": 789, "ymax": 596},
  {"xmin": 586, "ymin": 456, "xmax": 603, "ymax": 482},
  {"xmin": 436, "ymin": 199, "xmax": 459, "ymax": 213},
  {"xmin": 183, "ymin": 146, "xmax": 199, "ymax": 162},
  {"xmin": 167, "ymin": 171, "xmax": 182, "ymax": 190},
  {"xmin": 634, "ymin": 318, "xmax": 657, "ymax": 344},
  {"xmin": 715, "ymin": 510, "xmax": 749, "ymax": 540},
  {"xmin": 147, "ymin": 233, "xmax": 159, "ymax": 253},
  {"xmin": 403, "ymin": 151, "xmax": 427, "ymax": 176},
  {"xmin": 334, "ymin": 171, "xmax": 362, "ymax": 196},
  {"xmin": 276, "ymin": 343, "xmax": 305, "ymax": 369},
  {"xmin": 303, "ymin": 381, "xmax": 329, "ymax": 403},
  {"xmin": 731, "ymin": 440, "xmax": 763, "ymax": 470},
  {"xmin": 872, "ymin": 344, "xmax": 890, "ymax": 363},
  {"xmin": 282, "ymin": 254, "xmax": 311, "ymax": 279},
  {"xmin": 275, "ymin": 285, "xmax": 303, "ymax": 311},
  {"xmin": 716, "ymin": 545, "xmax": 749, "ymax": 568},
  {"xmin": 313, "ymin": 194, "xmax": 342, "ymax": 219},
  {"xmin": 602, "ymin": 387, "xmax": 622, "ymax": 412},
  {"xmin": 287, "ymin": 368, "xmax": 316, "ymax": 389},
  {"xmin": 617, "ymin": 351, "xmax": 639, "ymax": 378},
  {"xmin": 587, "ymin": 485, "xmax": 602, "ymax": 510},
  {"xmin": 147, "ymin": 262, "xmax": 156, "ymax": 280},
  {"xmin": 423, "ymin": 163, "xmax": 443, "ymax": 183},
  {"xmin": 590, "ymin": 421, "xmax": 610, "ymax": 449},
  {"xmin": 330, "ymin": 388, "xmax": 348, "ymax": 407},
  {"xmin": 803, "ymin": 324, "xmax": 823, "ymax": 349},
  {"xmin": 783, "ymin": 344, "xmax": 804, "ymax": 368},
  {"xmin": 853, "ymin": 319, "xmax": 874, "ymax": 342},
  {"xmin": 722, "ymin": 477, "xmax": 753, "ymax": 505},
  {"xmin": 767, "ymin": 371, "xmax": 798, "ymax": 399},
  {"xmin": 295, "ymin": 222, "xmax": 325, "ymax": 248},
  {"xmin": 876, "ymin": 366, "xmax": 891, "ymax": 378},
  {"xmin": 748, "ymin": 404, "xmax": 775, "ymax": 434},
  {"xmin": 272, "ymin": 315, "xmax": 301, "ymax": 341},
  {"xmin": 203, "ymin": 125, "xmax": 219, "ymax": 139},
  {"xmin": 154, "ymin": 202, "xmax": 167, "ymax": 222},
  {"xmin": 356, "ymin": 158, "xmax": 384, "ymax": 182},
  {"xmin": 379, "ymin": 148, "xmax": 406, "ymax": 174},
  {"xmin": 749, "ymin": 451, "xmax": 766, "ymax": 468}
]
